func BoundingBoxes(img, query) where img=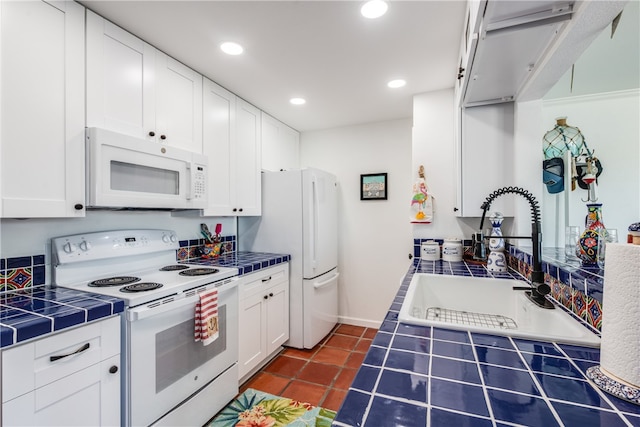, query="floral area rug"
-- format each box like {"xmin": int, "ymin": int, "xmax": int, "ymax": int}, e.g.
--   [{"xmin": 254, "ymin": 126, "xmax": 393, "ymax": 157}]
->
[{"xmin": 206, "ymin": 388, "xmax": 336, "ymax": 427}]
